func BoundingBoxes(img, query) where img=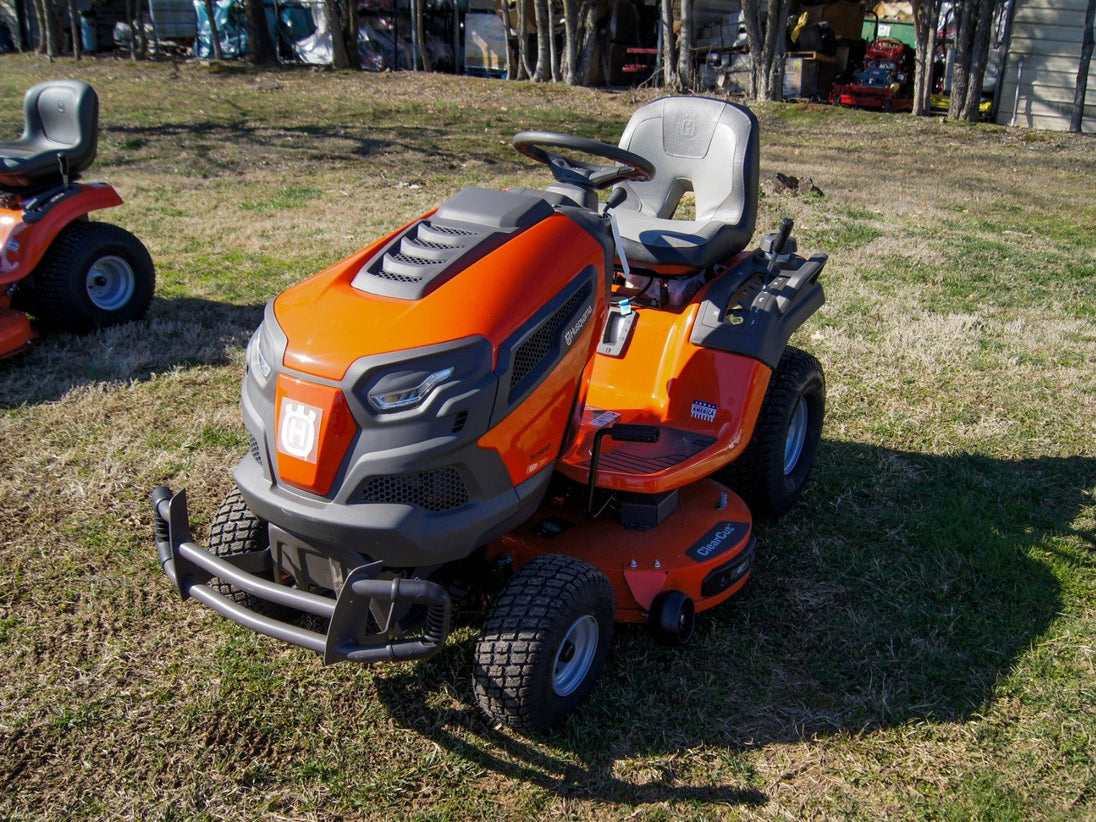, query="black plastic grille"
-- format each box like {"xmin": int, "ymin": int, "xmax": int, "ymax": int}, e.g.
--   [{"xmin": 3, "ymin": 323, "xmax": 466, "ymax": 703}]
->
[
  {"xmin": 376, "ymin": 268, "xmax": 424, "ymax": 282},
  {"xmin": 249, "ymin": 434, "xmax": 263, "ymax": 464},
  {"xmin": 359, "ymin": 468, "xmax": 469, "ymax": 512},
  {"xmin": 427, "ymin": 224, "xmax": 473, "ymax": 236},
  {"xmin": 406, "ymin": 238, "xmax": 452, "ymax": 251},
  {"xmin": 510, "ymin": 283, "xmax": 592, "ymax": 392},
  {"xmin": 390, "ymin": 252, "xmax": 435, "ymax": 266}
]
